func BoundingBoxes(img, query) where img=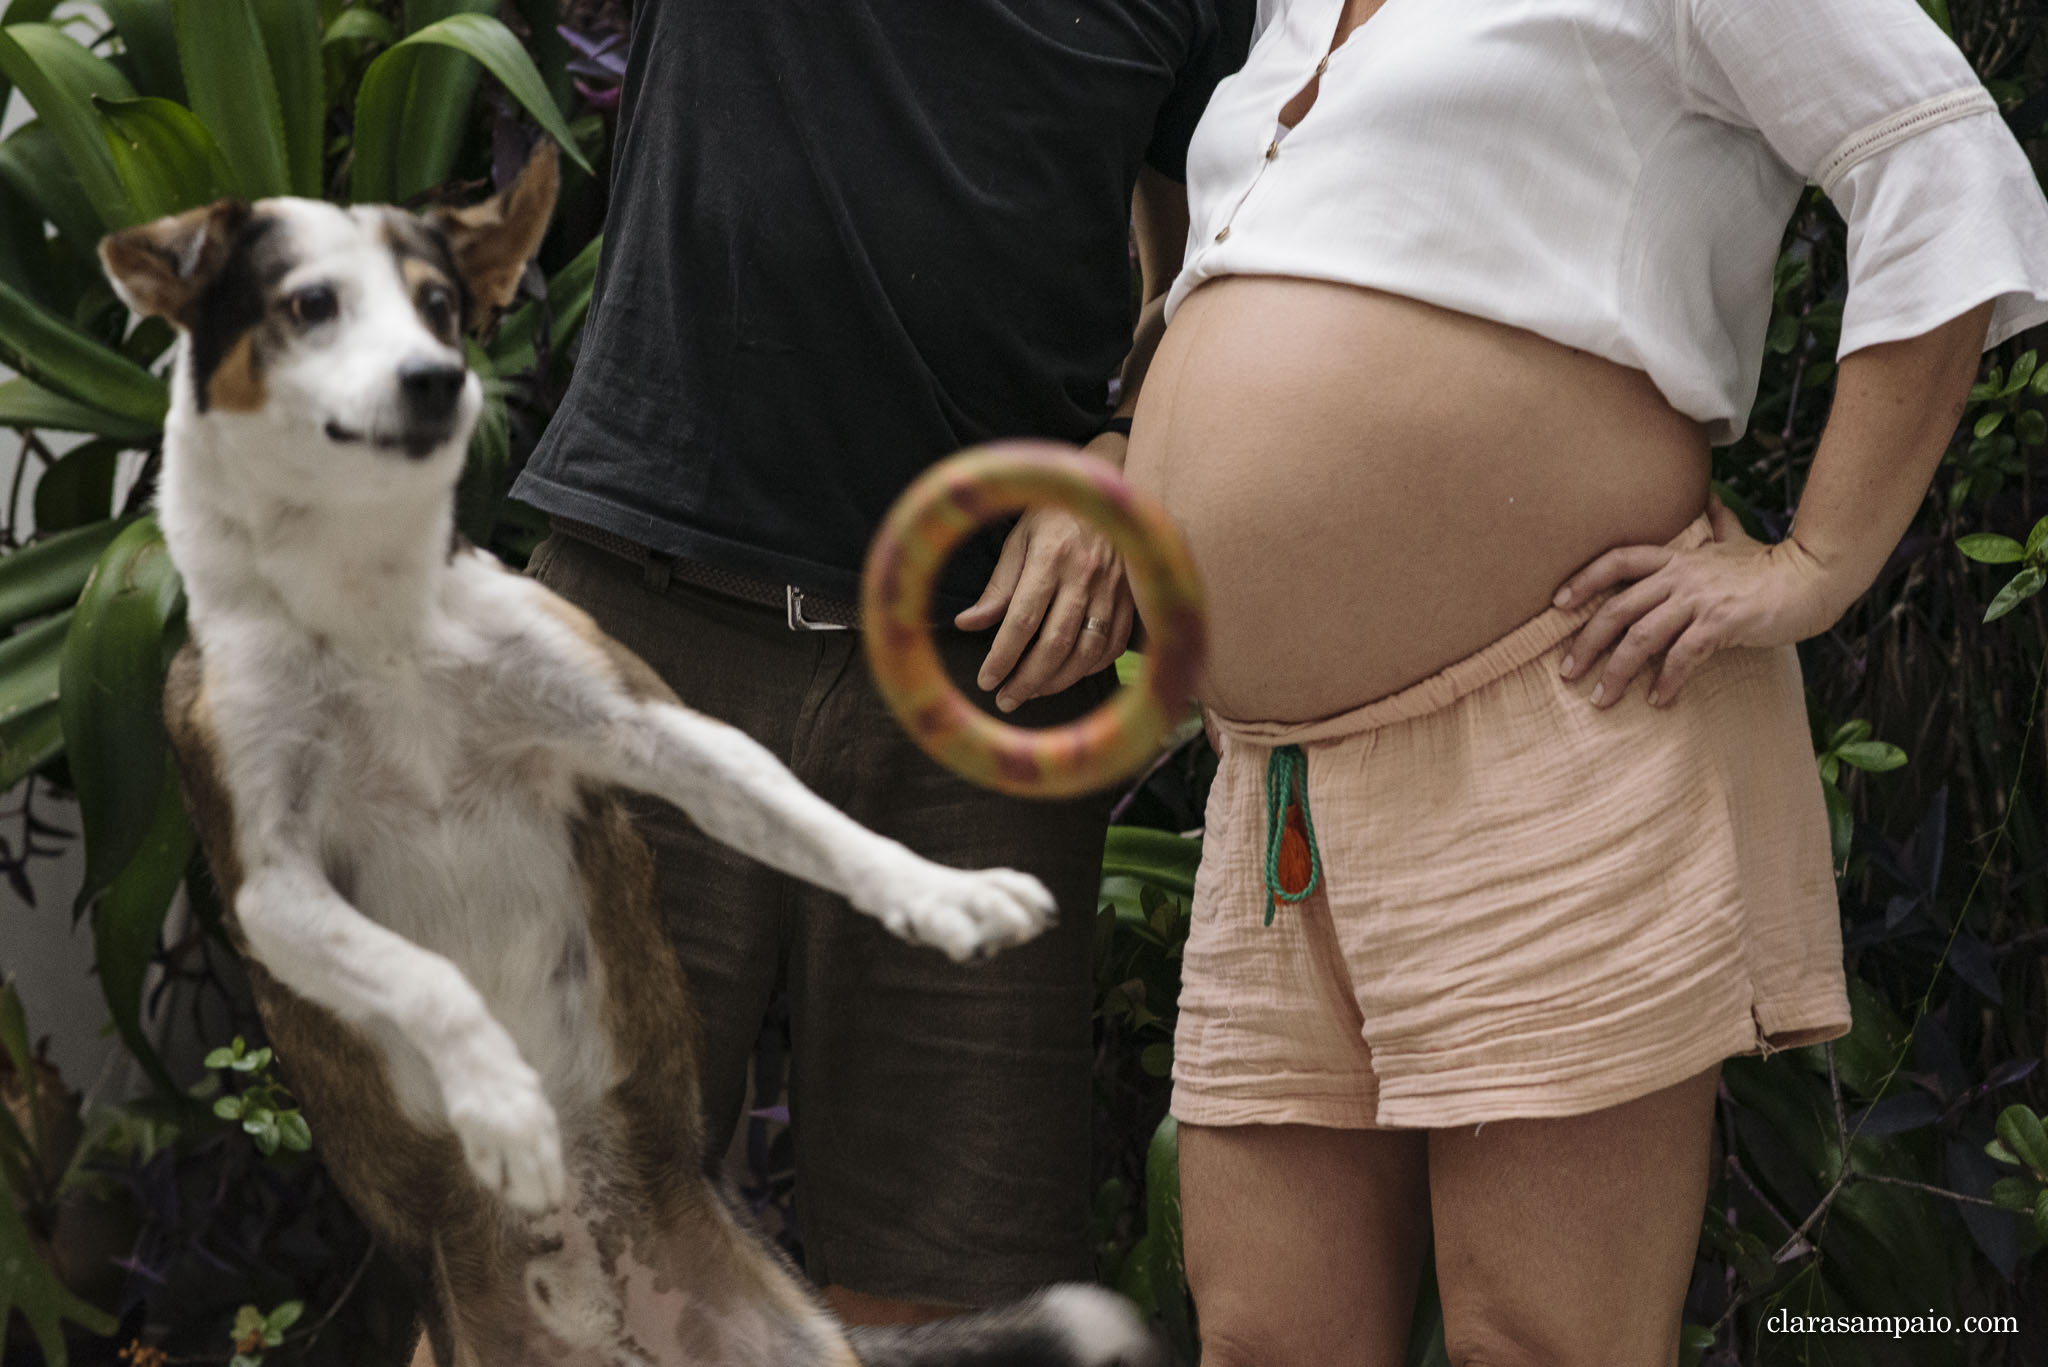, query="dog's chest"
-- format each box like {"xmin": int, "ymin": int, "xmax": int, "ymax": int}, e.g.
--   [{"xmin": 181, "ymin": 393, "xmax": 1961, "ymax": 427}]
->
[{"xmin": 295, "ymin": 656, "xmax": 616, "ymax": 1116}]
